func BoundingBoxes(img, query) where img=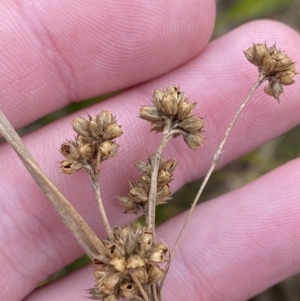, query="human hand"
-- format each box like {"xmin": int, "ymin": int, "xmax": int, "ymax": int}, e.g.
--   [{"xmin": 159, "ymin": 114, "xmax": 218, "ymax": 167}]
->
[{"xmin": 1, "ymin": 1, "xmax": 300, "ymax": 300}]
